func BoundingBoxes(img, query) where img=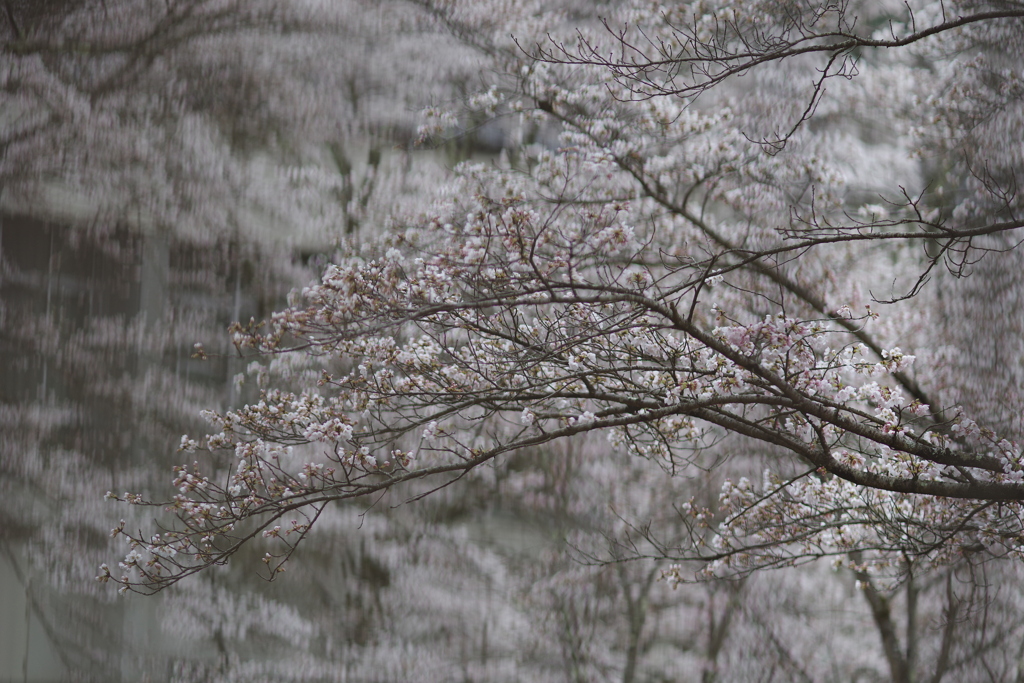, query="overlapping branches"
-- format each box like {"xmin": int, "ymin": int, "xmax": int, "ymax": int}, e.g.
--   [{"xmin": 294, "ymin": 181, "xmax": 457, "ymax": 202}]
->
[
  {"xmin": 105, "ymin": 170, "xmax": 1024, "ymax": 591},
  {"xmin": 525, "ymin": 1, "xmax": 1024, "ymax": 152}
]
